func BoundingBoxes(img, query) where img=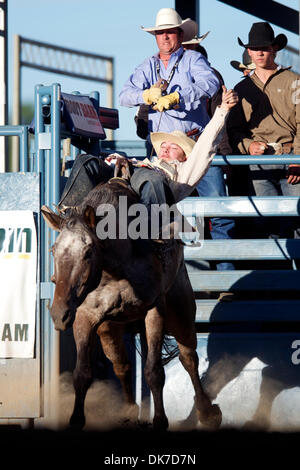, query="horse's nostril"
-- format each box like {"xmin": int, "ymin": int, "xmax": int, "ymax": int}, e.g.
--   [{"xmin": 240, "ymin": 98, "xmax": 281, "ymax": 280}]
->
[{"xmin": 62, "ymin": 310, "xmax": 70, "ymax": 324}]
